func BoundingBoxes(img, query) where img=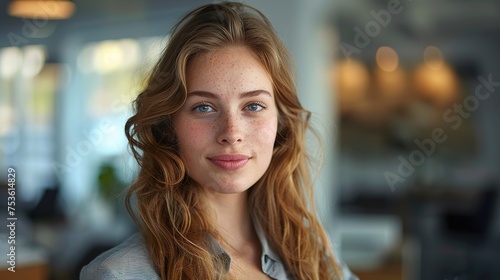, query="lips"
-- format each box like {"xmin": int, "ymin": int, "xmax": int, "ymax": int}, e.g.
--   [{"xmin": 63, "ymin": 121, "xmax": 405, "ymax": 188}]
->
[{"xmin": 208, "ymin": 154, "xmax": 250, "ymax": 170}]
